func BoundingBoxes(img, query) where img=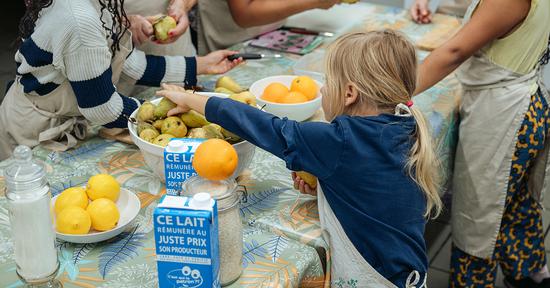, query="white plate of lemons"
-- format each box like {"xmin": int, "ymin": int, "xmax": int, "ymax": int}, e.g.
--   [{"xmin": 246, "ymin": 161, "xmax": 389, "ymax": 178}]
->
[{"xmin": 51, "ymin": 174, "xmax": 141, "ymax": 244}]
